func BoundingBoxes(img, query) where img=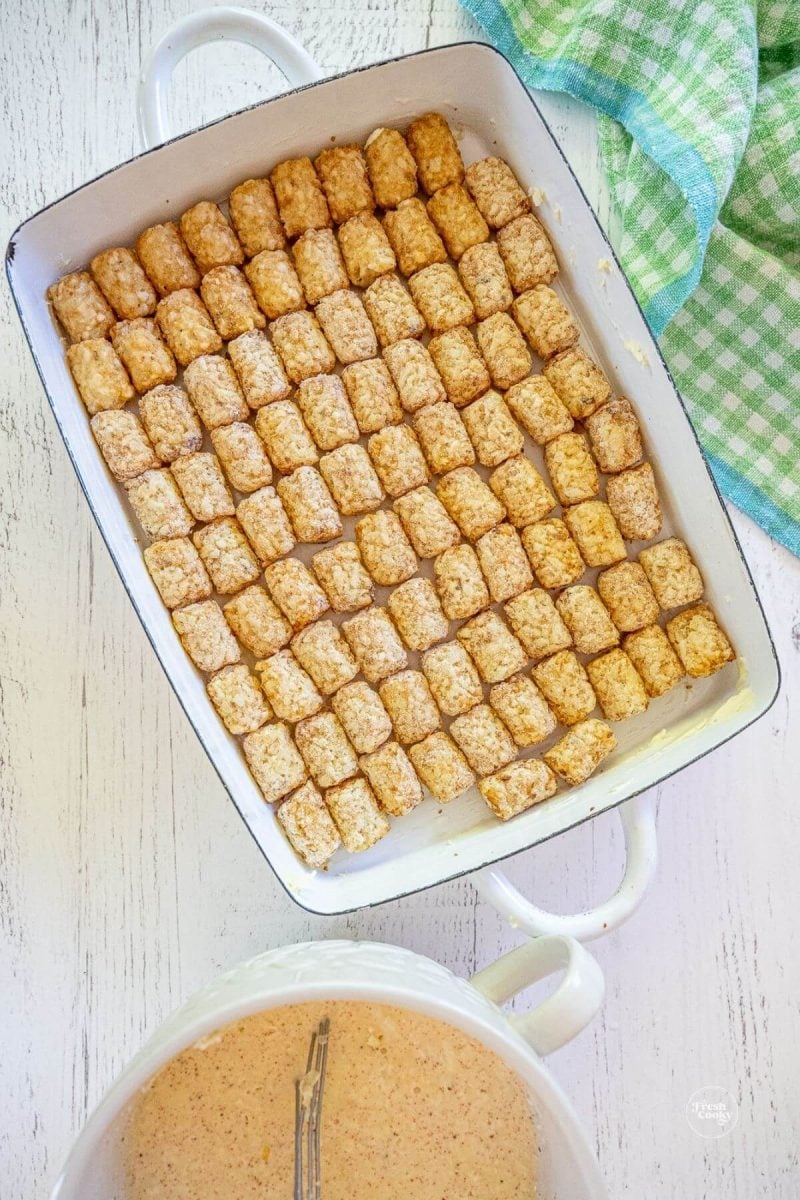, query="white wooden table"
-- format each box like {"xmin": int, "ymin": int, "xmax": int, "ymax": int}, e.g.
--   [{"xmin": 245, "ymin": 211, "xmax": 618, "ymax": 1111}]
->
[{"xmin": 2, "ymin": 3, "xmax": 799, "ymax": 1197}]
